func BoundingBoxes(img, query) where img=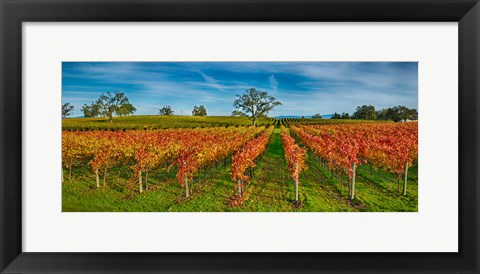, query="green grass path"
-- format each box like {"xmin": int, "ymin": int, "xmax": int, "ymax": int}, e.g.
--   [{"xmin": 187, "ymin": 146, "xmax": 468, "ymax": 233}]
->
[{"xmin": 245, "ymin": 128, "xmax": 357, "ymax": 211}]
